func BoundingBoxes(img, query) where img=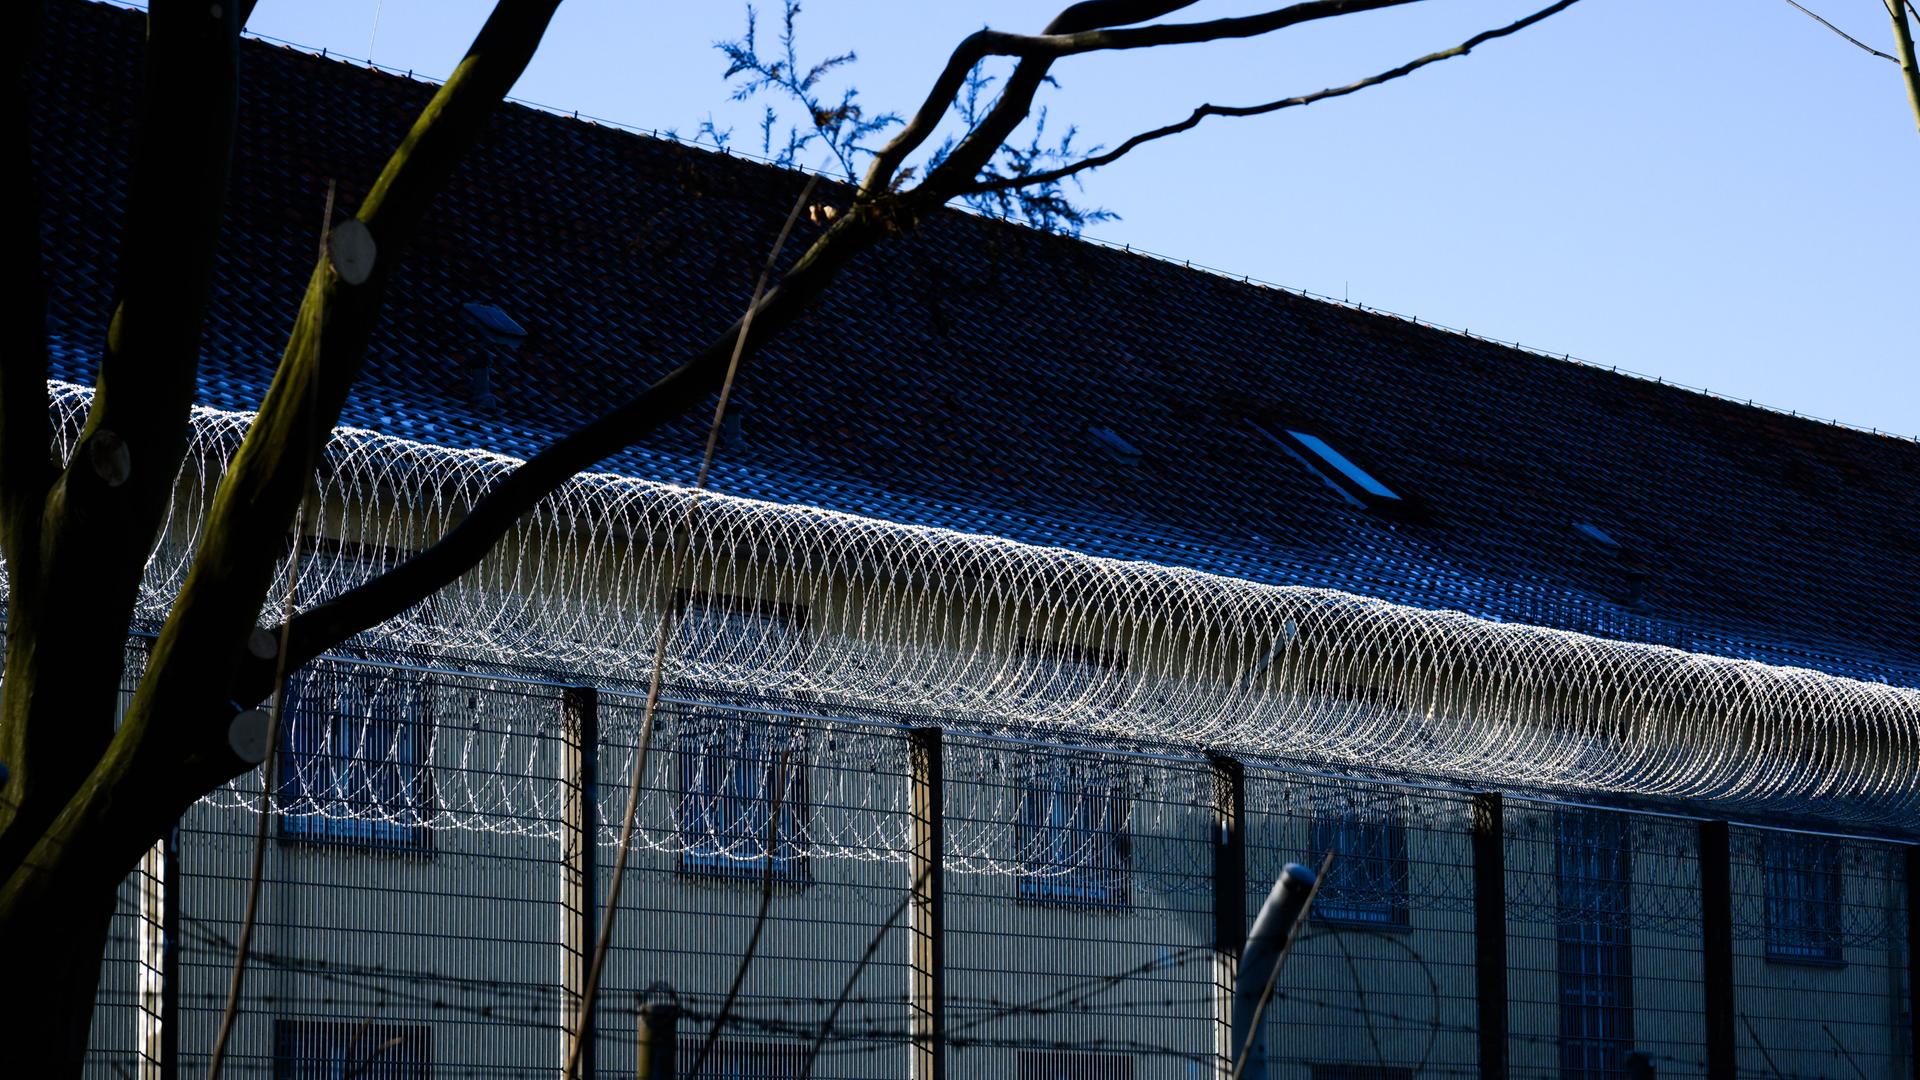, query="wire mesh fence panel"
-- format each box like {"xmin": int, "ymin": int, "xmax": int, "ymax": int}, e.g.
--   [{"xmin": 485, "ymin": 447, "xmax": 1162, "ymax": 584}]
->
[
  {"xmin": 1503, "ymin": 800, "xmax": 1707, "ymax": 1080},
  {"xmin": 77, "ymin": 649, "xmax": 1920, "ymax": 1080},
  {"xmin": 941, "ymin": 736, "xmax": 1217, "ymax": 1079},
  {"xmin": 1245, "ymin": 768, "xmax": 1481, "ymax": 1080},
  {"xmin": 173, "ymin": 663, "xmax": 567, "ymax": 1078},
  {"xmin": 1728, "ymin": 826, "xmax": 1911, "ymax": 1080},
  {"xmin": 83, "ymin": 870, "xmax": 148, "ymax": 1078},
  {"xmin": 593, "ymin": 693, "xmax": 916, "ymax": 1080},
  {"xmin": 85, "ymin": 643, "xmax": 172, "ymax": 1078}
]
